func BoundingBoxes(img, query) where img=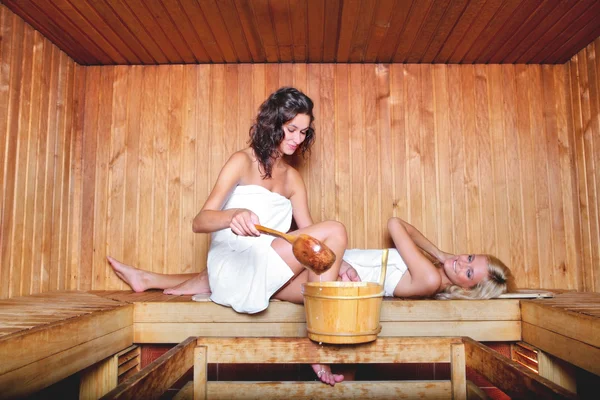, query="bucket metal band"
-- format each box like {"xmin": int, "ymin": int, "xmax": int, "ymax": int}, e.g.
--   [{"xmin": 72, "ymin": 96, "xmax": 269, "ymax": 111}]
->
[
  {"xmin": 307, "ymin": 325, "xmax": 382, "ymax": 336},
  {"xmin": 303, "ymin": 292, "xmax": 384, "ymax": 300}
]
